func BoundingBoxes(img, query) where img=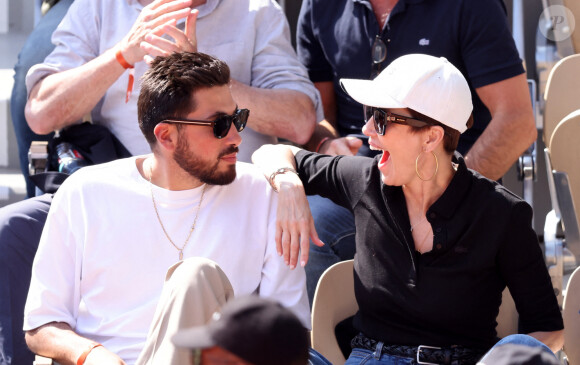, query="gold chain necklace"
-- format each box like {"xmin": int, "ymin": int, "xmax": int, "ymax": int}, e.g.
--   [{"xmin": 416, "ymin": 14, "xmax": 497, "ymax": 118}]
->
[
  {"xmin": 414, "ymin": 225, "xmax": 433, "ymax": 253},
  {"xmin": 149, "ymin": 163, "xmax": 206, "ymax": 261},
  {"xmin": 410, "ymin": 215, "xmax": 427, "ymax": 232}
]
